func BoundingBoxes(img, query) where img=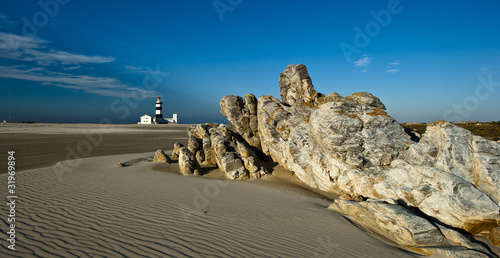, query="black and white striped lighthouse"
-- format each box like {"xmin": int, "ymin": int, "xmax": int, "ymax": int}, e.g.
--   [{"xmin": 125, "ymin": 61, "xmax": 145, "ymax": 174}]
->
[{"xmin": 155, "ymin": 97, "xmax": 163, "ymax": 119}]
